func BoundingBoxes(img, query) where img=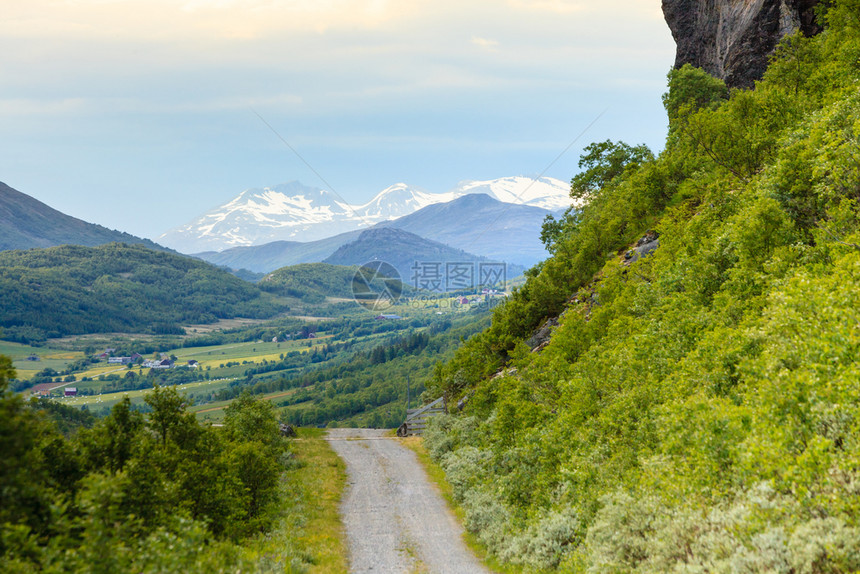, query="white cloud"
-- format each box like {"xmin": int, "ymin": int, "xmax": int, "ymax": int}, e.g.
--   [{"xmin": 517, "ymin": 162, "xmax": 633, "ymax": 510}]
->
[
  {"xmin": 507, "ymin": 0, "xmax": 585, "ymax": 14},
  {"xmin": 0, "ymin": 97, "xmax": 89, "ymax": 116},
  {"xmin": 472, "ymin": 36, "xmax": 500, "ymax": 50},
  {"xmin": 1, "ymin": 0, "xmax": 422, "ymax": 40}
]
